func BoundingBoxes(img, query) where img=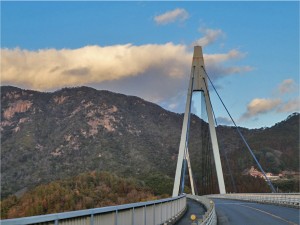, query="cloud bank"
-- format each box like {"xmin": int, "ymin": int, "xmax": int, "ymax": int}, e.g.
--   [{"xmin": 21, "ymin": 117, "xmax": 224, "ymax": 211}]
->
[
  {"xmin": 1, "ymin": 44, "xmax": 191, "ymax": 90},
  {"xmin": 194, "ymin": 28, "xmax": 224, "ymax": 47},
  {"xmin": 241, "ymin": 98, "xmax": 282, "ymax": 120},
  {"xmin": 277, "ymin": 97, "xmax": 300, "ymax": 113},
  {"xmin": 216, "ymin": 116, "xmax": 232, "ymax": 125},
  {"xmin": 204, "ymin": 50, "xmax": 253, "ymax": 79},
  {"xmin": 278, "ymin": 79, "xmax": 298, "ymax": 94},
  {"xmin": 1, "ymin": 44, "xmax": 252, "ymax": 94},
  {"xmin": 240, "ymin": 82, "xmax": 299, "ymax": 121},
  {"xmin": 154, "ymin": 8, "xmax": 189, "ymax": 25}
]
